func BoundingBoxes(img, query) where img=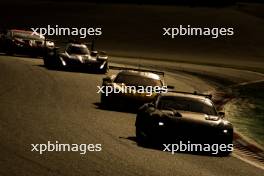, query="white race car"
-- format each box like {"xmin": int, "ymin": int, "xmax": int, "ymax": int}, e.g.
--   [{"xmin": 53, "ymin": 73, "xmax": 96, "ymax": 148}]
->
[{"xmin": 44, "ymin": 42, "xmax": 108, "ymax": 73}]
